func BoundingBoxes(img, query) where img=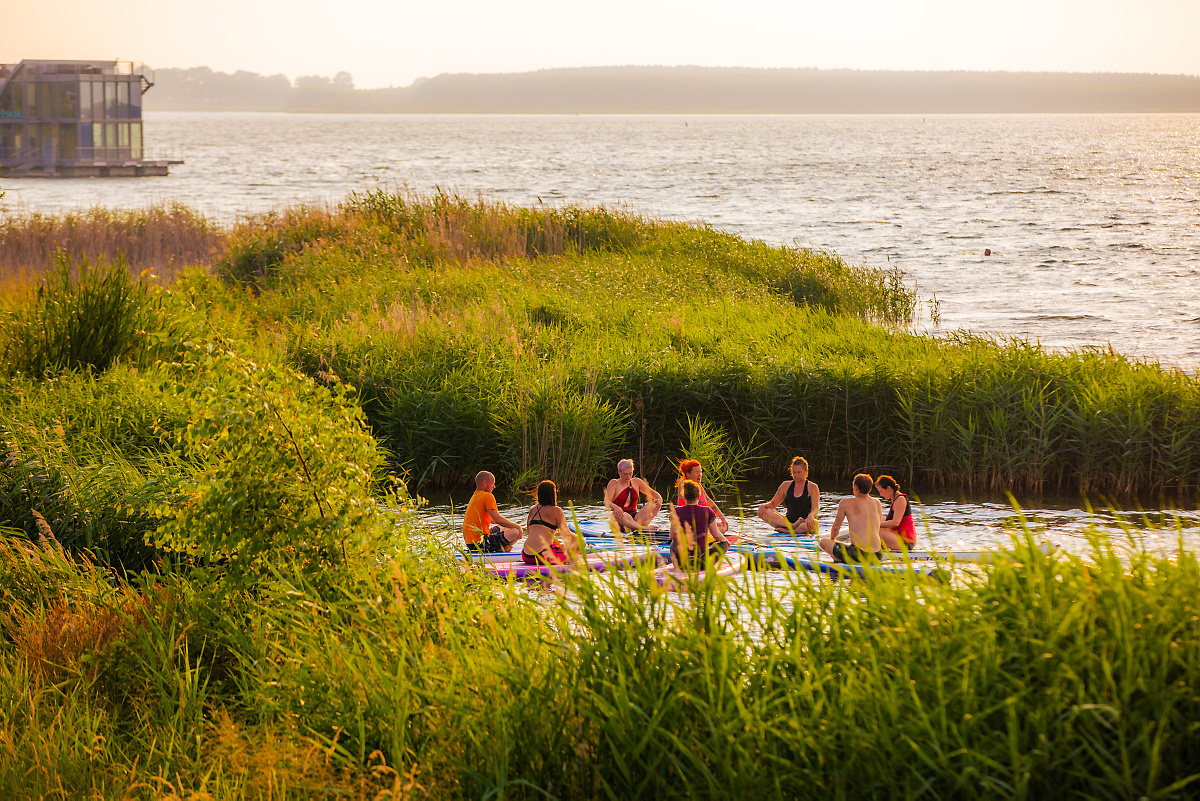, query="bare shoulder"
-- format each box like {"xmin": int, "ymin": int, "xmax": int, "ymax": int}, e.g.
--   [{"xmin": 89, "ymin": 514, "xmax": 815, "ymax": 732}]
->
[{"xmin": 809, "ymin": 480, "xmax": 820, "ymax": 494}]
